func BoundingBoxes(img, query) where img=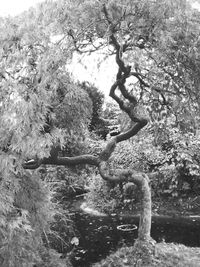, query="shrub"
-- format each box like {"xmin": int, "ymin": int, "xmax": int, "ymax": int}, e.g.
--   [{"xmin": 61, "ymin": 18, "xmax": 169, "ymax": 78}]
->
[{"xmin": 86, "ymin": 174, "xmax": 122, "ymax": 213}]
